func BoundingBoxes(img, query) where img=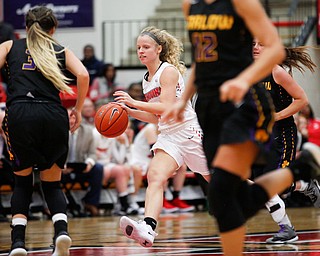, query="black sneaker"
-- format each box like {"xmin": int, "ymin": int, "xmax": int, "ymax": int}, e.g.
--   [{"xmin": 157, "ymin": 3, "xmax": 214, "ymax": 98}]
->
[
  {"xmin": 10, "ymin": 225, "xmax": 27, "ymax": 256},
  {"xmin": 52, "ymin": 231, "xmax": 72, "ymax": 256}
]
